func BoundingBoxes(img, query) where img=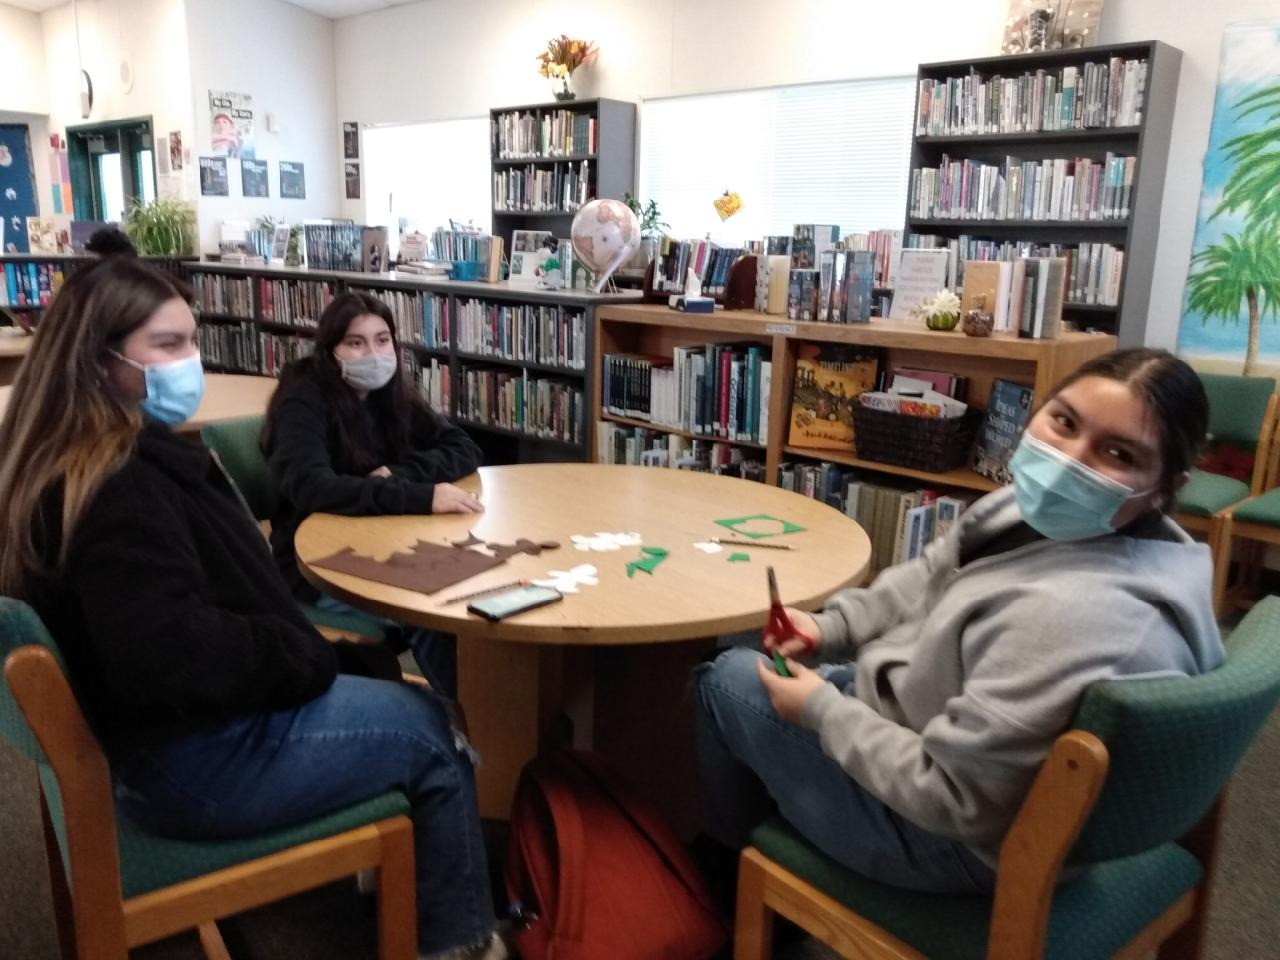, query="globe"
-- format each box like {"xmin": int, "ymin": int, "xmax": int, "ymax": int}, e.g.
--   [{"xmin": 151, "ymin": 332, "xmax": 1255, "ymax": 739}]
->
[{"xmin": 570, "ymin": 198, "xmax": 641, "ymax": 293}]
